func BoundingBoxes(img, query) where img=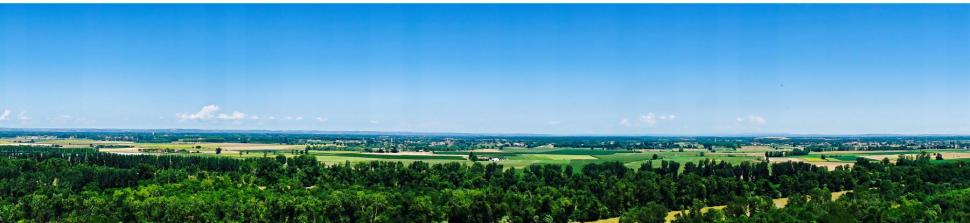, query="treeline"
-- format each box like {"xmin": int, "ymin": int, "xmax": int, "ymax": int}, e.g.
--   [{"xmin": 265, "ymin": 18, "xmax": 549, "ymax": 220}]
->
[
  {"xmin": 764, "ymin": 148, "xmax": 810, "ymax": 157},
  {"xmin": 304, "ymin": 144, "xmax": 356, "ymax": 151},
  {"xmin": 1, "ymin": 146, "xmax": 969, "ymax": 222},
  {"xmin": 91, "ymin": 144, "xmax": 132, "ymax": 149}
]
